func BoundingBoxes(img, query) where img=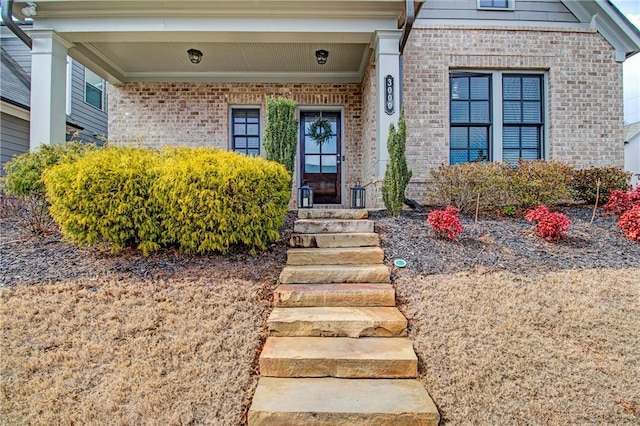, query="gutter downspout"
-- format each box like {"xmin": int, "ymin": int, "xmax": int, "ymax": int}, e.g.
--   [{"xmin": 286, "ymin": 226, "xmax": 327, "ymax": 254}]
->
[
  {"xmin": 399, "ymin": 0, "xmax": 416, "ymax": 55},
  {"xmin": 1, "ymin": 0, "xmax": 32, "ymax": 49},
  {"xmin": 399, "ymin": 0, "xmax": 422, "ymax": 109}
]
